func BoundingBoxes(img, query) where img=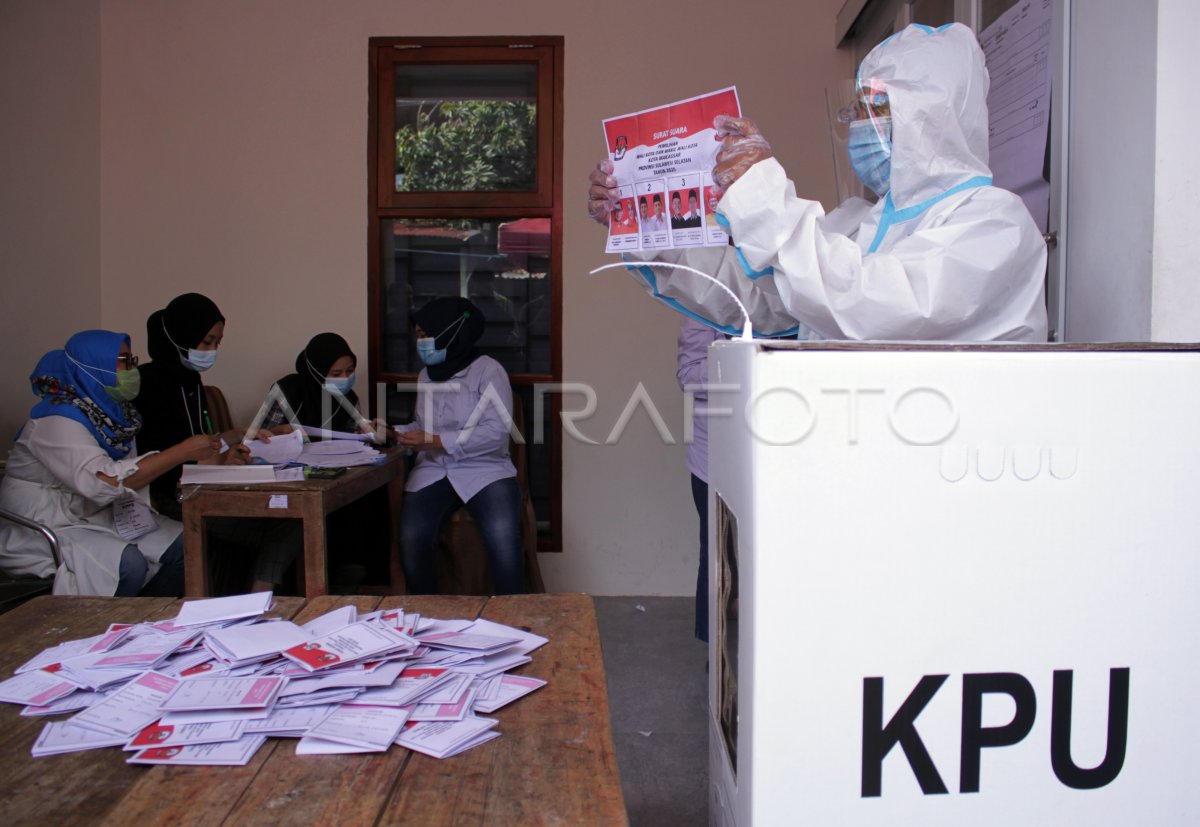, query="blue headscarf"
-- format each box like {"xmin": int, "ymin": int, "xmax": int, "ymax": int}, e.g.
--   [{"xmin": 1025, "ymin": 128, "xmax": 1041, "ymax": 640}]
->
[{"xmin": 29, "ymin": 330, "xmax": 142, "ymax": 459}]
